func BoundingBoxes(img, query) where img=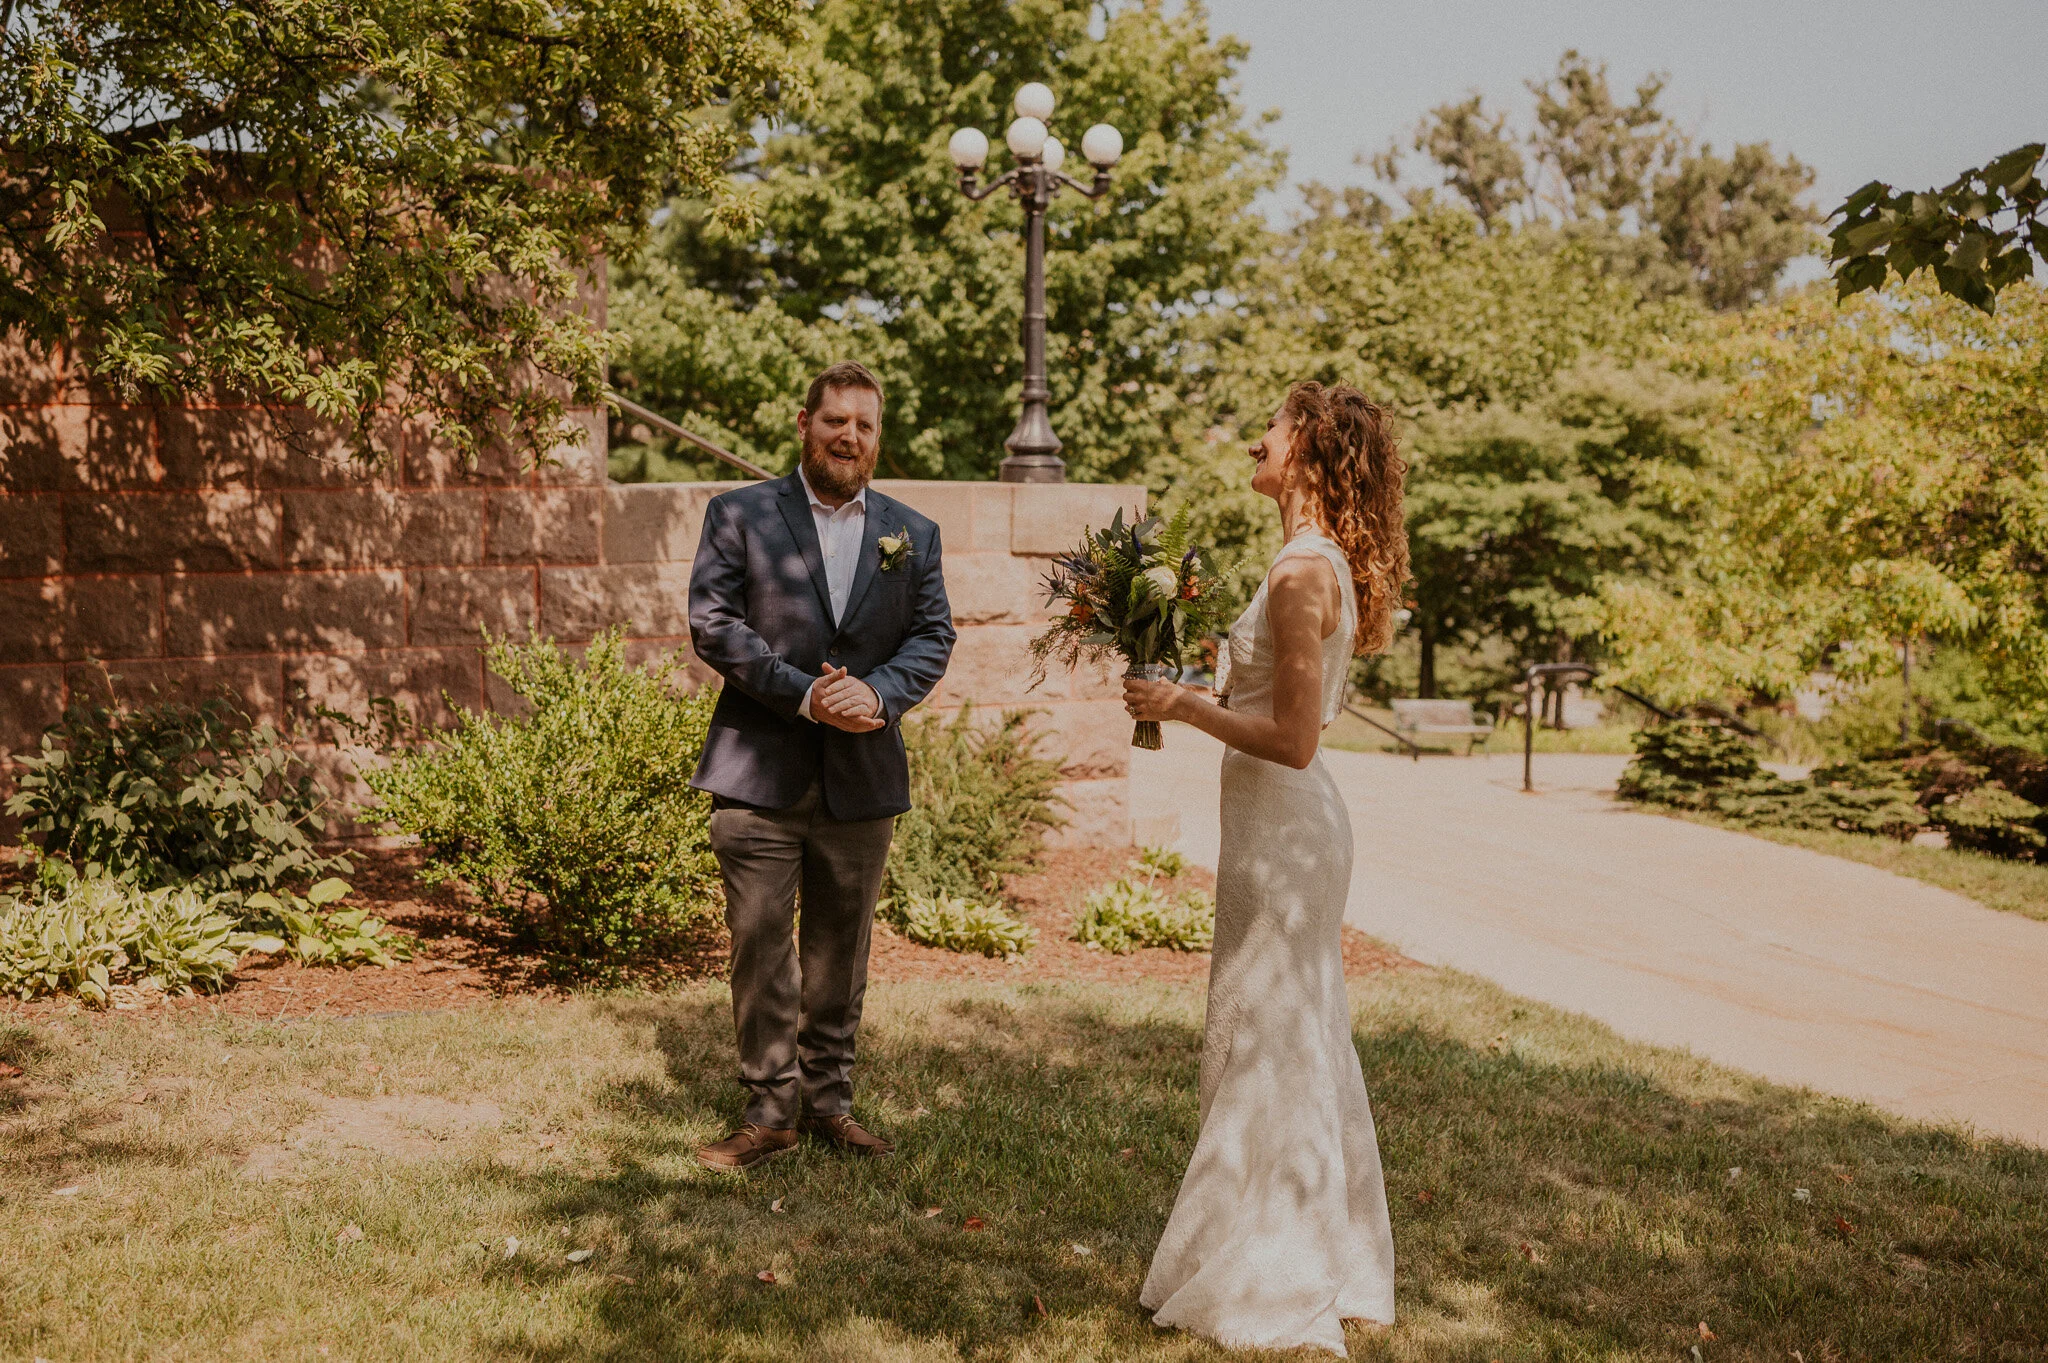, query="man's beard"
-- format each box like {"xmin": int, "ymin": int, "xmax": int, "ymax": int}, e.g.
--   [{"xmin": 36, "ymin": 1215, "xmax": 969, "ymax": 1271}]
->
[{"xmin": 800, "ymin": 428, "xmax": 878, "ymax": 499}]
